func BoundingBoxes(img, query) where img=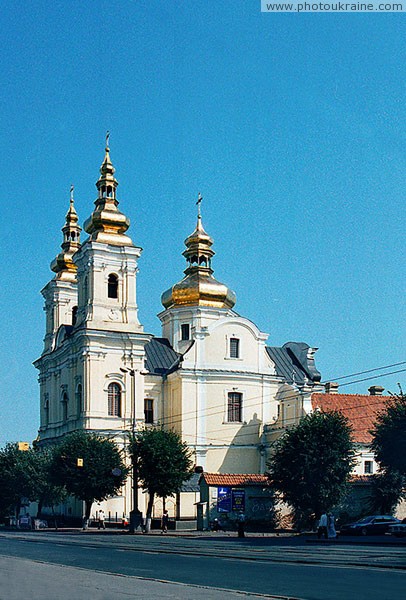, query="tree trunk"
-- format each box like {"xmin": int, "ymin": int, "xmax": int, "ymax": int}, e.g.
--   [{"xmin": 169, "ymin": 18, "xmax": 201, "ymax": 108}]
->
[
  {"xmin": 144, "ymin": 493, "xmax": 155, "ymax": 533},
  {"xmin": 82, "ymin": 500, "xmax": 93, "ymax": 530},
  {"xmin": 15, "ymin": 502, "xmax": 21, "ymax": 528},
  {"xmin": 37, "ymin": 500, "xmax": 43, "ymax": 519}
]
